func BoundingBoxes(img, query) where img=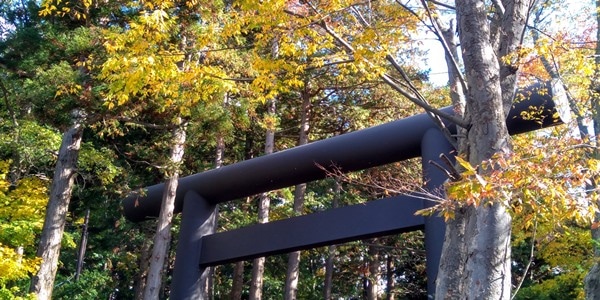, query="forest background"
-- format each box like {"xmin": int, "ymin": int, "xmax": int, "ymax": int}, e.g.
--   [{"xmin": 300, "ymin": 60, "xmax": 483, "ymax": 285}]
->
[{"xmin": 0, "ymin": 0, "xmax": 599, "ymax": 299}]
